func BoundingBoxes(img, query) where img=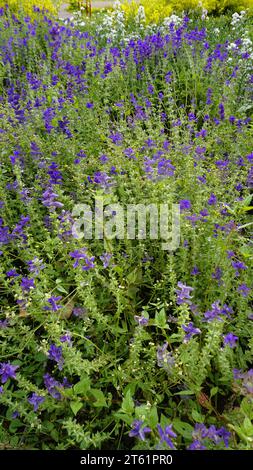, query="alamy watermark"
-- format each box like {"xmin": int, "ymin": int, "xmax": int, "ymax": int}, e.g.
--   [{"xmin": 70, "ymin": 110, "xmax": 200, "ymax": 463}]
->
[{"xmin": 72, "ymin": 198, "xmax": 180, "ymax": 251}]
